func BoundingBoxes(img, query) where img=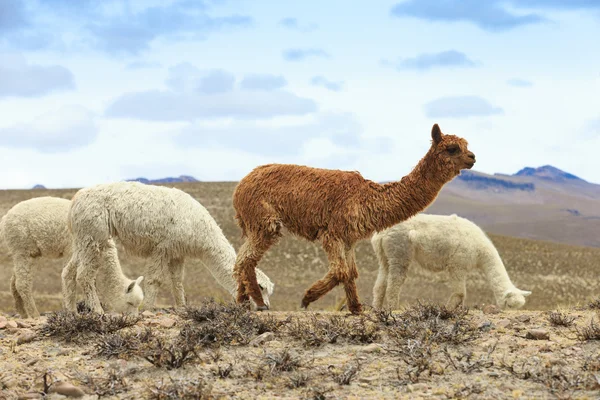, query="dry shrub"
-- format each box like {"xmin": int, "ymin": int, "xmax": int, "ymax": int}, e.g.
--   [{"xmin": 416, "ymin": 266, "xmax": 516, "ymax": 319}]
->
[
  {"xmin": 95, "ymin": 328, "xmax": 154, "ymax": 359},
  {"xmin": 575, "ymin": 318, "xmax": 600, "ymax": 341},
  {"xmin": 79, "ymin": 367, "xmax": 130, "ymax": 397},
  {"xmin": 546, "ymin": 311, "xmax": 576, "ymax": 327},
  {"xmin": 287, "ymin": 372, "xmax": 311, "ymax": 389},
  {"xmin": 148, "ymin": 377, "xmax": 212, "ymax": 400},
  {"xmin": 383, "ymin": 302, "xmax": 478, "ymax": 345},
  {"xmin": 286, "ymin": 313, "xmax": 379, "ymax": 347},
  {"xmin": 264, "ymin": 348, "xmax": 301, "ymax": 373},
  {"xmin": 143, "ymin": 335, "xmax": 197, "ymax": 370},
  {"xmin": 332, "ymin": 360, "xmax": 360, "ymax": 385},
  {"xmin": 39, "ymin": 310, "xmax": 141, "ymax": 343},
  {"xmin": 179, "ymin": 299, "xmax": 285, "ymax": 347}
]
